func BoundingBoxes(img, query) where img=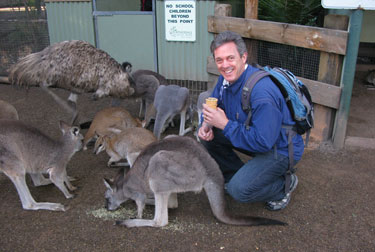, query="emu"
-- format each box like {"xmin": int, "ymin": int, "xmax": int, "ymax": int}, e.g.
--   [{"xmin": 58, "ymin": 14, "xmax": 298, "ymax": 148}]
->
[{"xmin": 8, "ymin": 40, "xmax": 134, "ymax": 124}]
